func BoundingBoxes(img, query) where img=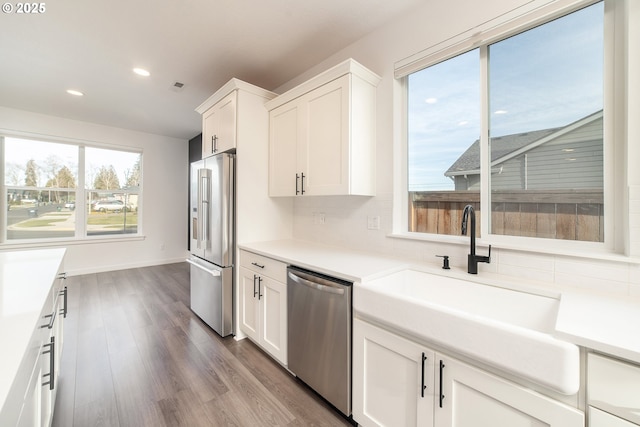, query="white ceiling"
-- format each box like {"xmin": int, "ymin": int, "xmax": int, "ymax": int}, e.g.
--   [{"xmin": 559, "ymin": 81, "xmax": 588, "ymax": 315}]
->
[{"xmin": 0, "ymin": 0, "xmax": 423, "ymax": 140}]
